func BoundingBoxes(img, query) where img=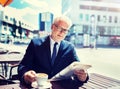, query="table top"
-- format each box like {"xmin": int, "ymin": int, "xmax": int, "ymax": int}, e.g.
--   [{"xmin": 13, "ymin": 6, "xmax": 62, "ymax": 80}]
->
[
  {"xmin": 0, "ymin": 73, "xmax": 120, "ymax": 89},
  {"xmin": 0, "ymin": 84, "xmax": 21, "ymax": 89},
  {"xmin": 0, "ymin": 48, "xmax": 8, "ymax": 54},
  {"xmin": 80, "ymin": 73, "xmax": 120, "ymax": 89},
  {"xmin": 0, "ymin": 53, "xmax": 23, "ymax": 63}
]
